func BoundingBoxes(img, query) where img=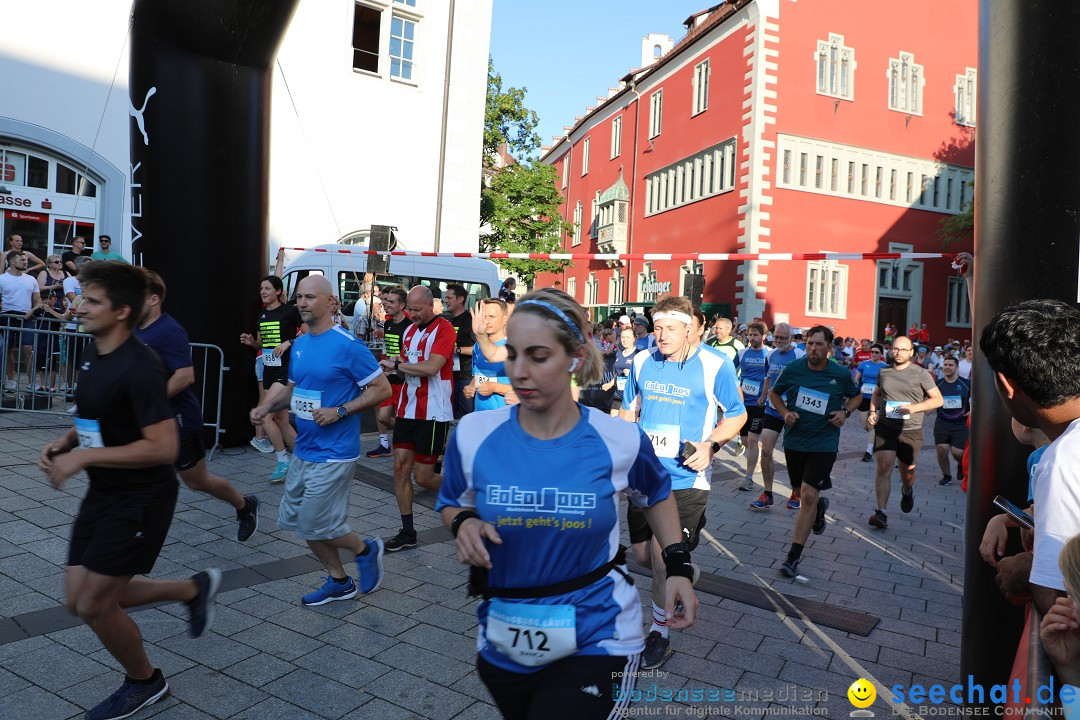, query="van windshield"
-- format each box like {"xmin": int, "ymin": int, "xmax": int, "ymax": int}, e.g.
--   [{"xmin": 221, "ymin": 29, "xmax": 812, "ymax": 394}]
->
[{"xmin": 337, "ymin": 272, "xmax": 489, "ymax": 315}]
